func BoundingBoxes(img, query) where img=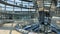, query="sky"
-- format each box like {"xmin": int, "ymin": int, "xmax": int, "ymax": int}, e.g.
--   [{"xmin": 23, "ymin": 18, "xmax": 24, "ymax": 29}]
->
[
  {"xmin": 0, "ymin": 0, "xmax": 60, "ymax": 11},
  {"xmin": 0, "ymin": 0, "xmax": 35, "ymax": 11}
]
